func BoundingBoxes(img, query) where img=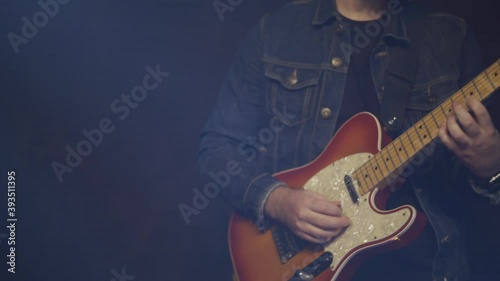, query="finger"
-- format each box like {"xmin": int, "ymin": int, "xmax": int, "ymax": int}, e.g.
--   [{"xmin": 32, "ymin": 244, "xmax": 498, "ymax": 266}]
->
[
  {"xmin": 305, "ymin": 211, "xmax": 351, "ymax": 230},
  {"xmin": 446, "ymin": 115, "xmax": 470, "ymax": 148},
  {"xmin": 453, "ymin": 101, "xmax": 480, "ymax": 137},
  {"xmin": 296, "ymin": 231, "xmax": 327, "ymax": 244},
  {"xmin": 301, "ymin": 223, "xmax": 345, "ymax": 243},
  {"xmin": 466, "ymin": 96, "xmax": 494, "ymax": 129},
  {"xmin": 438, "ymin": 120, "xmax": 461, "ymax": 154},
  {"xmin": 309, "ymin": 199, "xmax": 343, "ymax": 216}
]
